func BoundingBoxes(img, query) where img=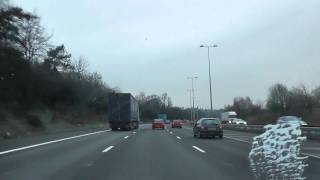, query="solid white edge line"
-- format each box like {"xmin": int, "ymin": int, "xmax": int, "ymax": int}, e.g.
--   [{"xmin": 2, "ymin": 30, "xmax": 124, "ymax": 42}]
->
[
  {"xmin": 0, "ymin": 129, "xmax": 111, "ymax": 155},
  {"xmin": 124, "ymin": 136, "xmax": 129, "ymax": 139},
  {"xmin": 302, "ymin": 152, "xmax": 320, "ymax": 159},
  {"xmin": 102, "ymin": 145, "xmax": 114, "ymax": 153},
  {"xmin": 176, "ymin": 136, "xmax": 181, "ymax": 140},
  {"xmin": 224, "ymin": 136, "xmax": 250, "ymax": 143},
  {"xmin": 192, "ymin": 145, "xmax": 206, "ymax": 153}
]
